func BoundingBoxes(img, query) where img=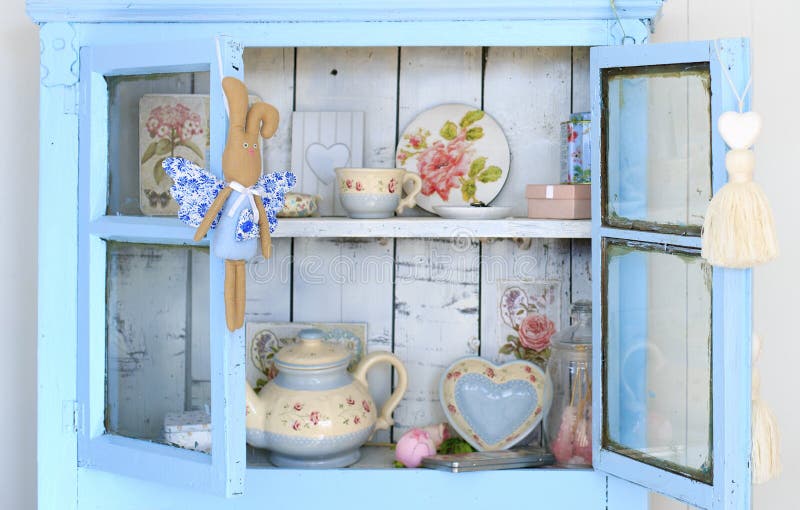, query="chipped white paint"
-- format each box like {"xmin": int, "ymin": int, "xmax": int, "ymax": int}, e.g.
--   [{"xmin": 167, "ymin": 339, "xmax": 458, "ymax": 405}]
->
[
  {"xmin": 243, "ymin": 47, "xmax": 295, "ymax": 175},
  {"xmin": 571, "ymin": 239, "xmax": 593, "ymax": 303},
  {"xmin": 485, "ymin": 47, "xmax": 573, "ymax": 216},
  {"xmin": 393, "ymin": 238, "xmax": 480, "ymax": 438}
]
